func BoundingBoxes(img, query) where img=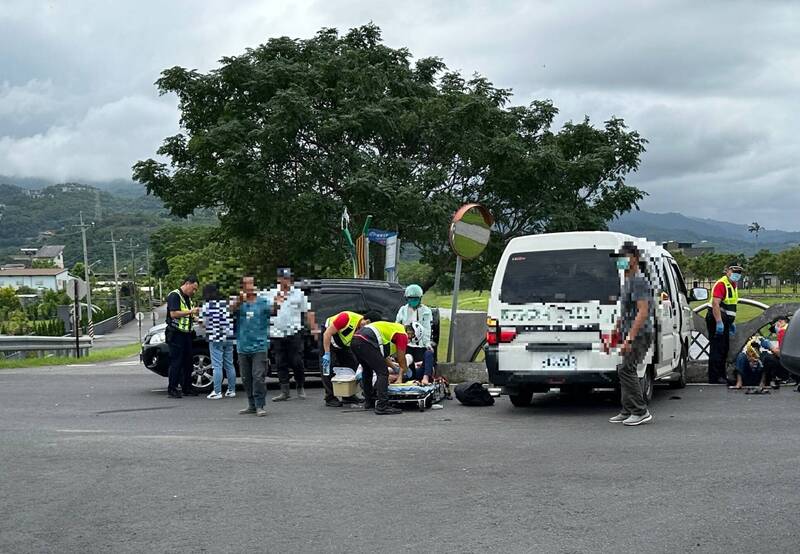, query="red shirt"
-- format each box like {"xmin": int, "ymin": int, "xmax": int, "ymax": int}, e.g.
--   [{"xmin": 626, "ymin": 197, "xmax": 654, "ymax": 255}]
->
[
  {"xmin": 712, "ymin": 280, "xmax": 737, "ymax": 300},
  {"xmin": 392, "ymin": 332, "xmax": 408, "ymax": 352},
  {"xmin": 777, "ymin": 327, "xmax": 786, "ymax": 348}
]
